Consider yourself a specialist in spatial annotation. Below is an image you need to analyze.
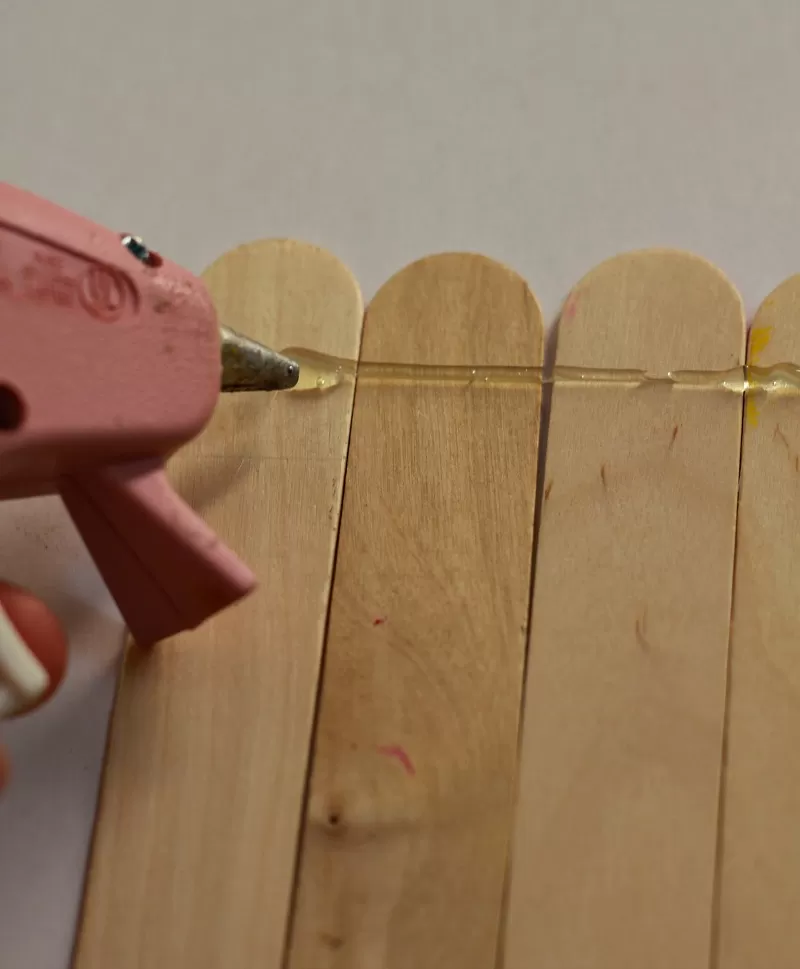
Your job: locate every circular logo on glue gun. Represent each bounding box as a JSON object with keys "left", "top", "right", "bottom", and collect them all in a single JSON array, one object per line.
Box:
[{"left": 78, "top": 264, "right": 126, "bottom": 322}]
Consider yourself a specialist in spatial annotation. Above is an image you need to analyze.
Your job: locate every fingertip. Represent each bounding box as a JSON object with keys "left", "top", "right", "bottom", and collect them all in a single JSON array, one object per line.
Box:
[{"left": 0, "top": 583, "right": 68, "bottom": 708}]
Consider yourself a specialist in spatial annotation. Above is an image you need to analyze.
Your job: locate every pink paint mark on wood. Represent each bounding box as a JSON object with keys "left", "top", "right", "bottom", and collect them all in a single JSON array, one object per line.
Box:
[
  {"left": 377, "top": 744, "right": 416, "bottom": 776},
  {"left": 563, "top": 294, "right": 579, "bottom": 321}
]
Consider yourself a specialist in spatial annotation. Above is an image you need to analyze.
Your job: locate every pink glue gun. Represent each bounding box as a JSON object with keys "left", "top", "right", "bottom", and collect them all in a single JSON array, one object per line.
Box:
[{"left": 0, "top": 182, "right": 299, "bottom": 646}]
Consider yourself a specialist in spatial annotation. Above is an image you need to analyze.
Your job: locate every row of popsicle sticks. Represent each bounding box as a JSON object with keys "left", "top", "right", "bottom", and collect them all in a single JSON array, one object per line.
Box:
[{"left": 73, "top": 242, "right": 800, "bottom": 969}]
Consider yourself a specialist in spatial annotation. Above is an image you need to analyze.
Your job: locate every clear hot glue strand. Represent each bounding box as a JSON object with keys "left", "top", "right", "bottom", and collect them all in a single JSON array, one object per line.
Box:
[{"left": 280, "top": 347, "right": 800, "bottom": 397}]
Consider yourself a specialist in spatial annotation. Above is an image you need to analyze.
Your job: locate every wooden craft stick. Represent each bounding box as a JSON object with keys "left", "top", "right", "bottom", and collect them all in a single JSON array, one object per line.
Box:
[
  {"left": 73, "top": 240, "right": 363, "bottom": 969},
  {"left": 287, "top": 254, "right": 543, "bottom": 968},
  {"left": 503, "top": 251, "right": 745, "bottom": 969},
  {"left": 715, "top": 280, "right": 800, "bottom": 969}
]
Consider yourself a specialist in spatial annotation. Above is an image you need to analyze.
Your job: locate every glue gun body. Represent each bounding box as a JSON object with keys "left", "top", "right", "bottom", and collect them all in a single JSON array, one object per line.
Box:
[{"left": 0, "top": 182, "right": 256, "bottom": 643}]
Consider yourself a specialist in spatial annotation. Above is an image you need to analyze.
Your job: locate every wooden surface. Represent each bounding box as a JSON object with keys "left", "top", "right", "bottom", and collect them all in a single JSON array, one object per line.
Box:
[
  {"left": 287, "top": 254, "right": 543, "bottom": 968},
  {"left": 503, "top": 251, "right": 746, "bottom": 969},
  {"left": 715, "top": 278, "right": 800, "bottom": 969},
  {"left": 73, "top": 240, "right": 363, "bottom": 969}
]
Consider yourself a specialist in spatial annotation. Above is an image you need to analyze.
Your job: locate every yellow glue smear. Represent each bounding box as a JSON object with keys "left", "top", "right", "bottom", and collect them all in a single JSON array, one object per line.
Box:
[{"left": 746, "top": 326, "right": 774, "bottom": 428}]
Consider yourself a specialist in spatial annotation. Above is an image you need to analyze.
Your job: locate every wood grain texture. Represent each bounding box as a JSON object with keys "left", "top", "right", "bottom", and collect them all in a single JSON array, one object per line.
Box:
[
  {"left": 73, "top": 240, "right": 363, "bottom": 969},
  {"left": 716, "top": 279, "right": 800, "bottom": 969},
  {"left": 287, "top": 254, "right": 543, "bottom": 968},
  {"left": 504, "top": 250, "right": 745, "bottom": 969}
]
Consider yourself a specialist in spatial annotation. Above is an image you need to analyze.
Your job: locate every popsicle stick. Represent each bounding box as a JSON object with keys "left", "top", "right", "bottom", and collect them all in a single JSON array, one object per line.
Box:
[
  {"left": 715, "top": 279, "right": 800, "bottom": 969},
  {"left": 504, "top": 250, "right": 745, "bottom": 969},
  {"left": 287, "top": 254, "right": 543, "bottom": 968},
  {"left": 73, "top": 240, "right": 363, "bottom": 969}
]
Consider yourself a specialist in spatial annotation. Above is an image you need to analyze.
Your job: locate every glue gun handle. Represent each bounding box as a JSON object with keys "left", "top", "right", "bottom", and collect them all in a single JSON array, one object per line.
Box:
[{"left": 60, "top": 460, "right": 256, "bottom": 645}]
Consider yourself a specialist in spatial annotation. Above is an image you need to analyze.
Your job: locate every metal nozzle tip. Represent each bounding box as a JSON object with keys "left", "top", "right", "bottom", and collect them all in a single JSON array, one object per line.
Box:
[
  {"left": 220, "top": 325, "right": 300, "bottom": 392},
  {"left": 285, "top": 360, "right": 300, "bottom": 386}
]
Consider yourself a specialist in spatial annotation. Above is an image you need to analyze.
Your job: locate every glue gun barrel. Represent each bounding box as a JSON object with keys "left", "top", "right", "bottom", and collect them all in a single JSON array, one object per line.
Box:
[{"left": 220, "top": 325, "right": 300, "bottom": 392}]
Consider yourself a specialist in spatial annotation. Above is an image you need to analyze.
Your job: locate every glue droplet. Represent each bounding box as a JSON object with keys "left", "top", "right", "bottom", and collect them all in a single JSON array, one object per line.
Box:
[{"left": 281, "top": 347, "right": 352, "bottom": 394}]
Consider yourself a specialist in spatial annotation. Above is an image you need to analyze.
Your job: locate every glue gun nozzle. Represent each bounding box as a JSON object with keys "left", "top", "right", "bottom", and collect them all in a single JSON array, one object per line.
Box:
[{"left": 220, "top": 325, "right": 300, "bottom": 392}]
